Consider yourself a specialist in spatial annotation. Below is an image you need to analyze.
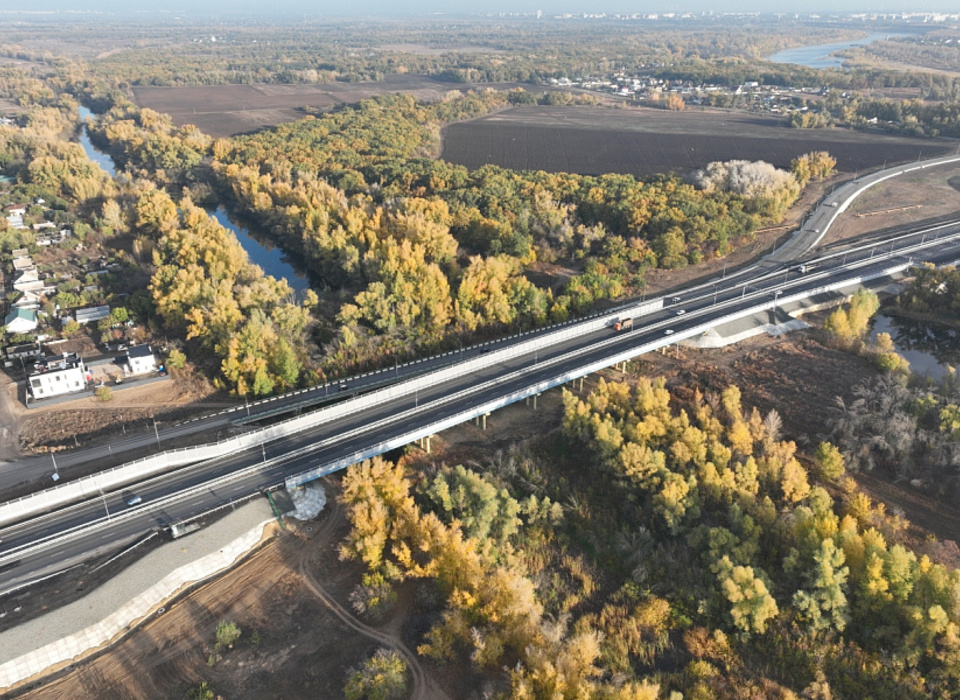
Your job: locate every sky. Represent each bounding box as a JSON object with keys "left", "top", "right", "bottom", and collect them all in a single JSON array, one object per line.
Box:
[{"left": 1, "top": 0, "right": 959, "bottom": 17}]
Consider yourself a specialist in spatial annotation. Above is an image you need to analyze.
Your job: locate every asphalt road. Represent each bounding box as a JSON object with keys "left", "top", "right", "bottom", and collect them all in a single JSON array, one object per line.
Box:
[{"left": 2, "top": 221, "right": 960, "bottom": 595}]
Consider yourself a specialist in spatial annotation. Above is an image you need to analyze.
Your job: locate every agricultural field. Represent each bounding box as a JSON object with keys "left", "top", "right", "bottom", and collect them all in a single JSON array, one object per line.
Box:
[
  {"left": 441, "top": 105, "right": 955, "bottom": 176},
  {"left": 132, "top": 76, "right": 517, "bottom": 137}
]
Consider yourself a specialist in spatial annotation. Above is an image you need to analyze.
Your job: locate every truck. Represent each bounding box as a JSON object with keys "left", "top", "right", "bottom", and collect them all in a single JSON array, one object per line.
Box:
[{"left": 613, "top": 318, "right": 633, "bottom": 332}]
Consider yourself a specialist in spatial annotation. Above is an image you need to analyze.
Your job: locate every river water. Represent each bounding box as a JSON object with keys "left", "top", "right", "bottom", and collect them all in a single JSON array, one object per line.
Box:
[
  {"left": 205, "top": 206, "right": 312, "bottom": 295},
  {"left": 77, "top": 106, "right": 117, "bottom": 177},
  {"left": 768, "top": 33, "right": 902, "bottom": 70},
  {"left": 76, "top": 106, "right": 311, "bottom": 295}
]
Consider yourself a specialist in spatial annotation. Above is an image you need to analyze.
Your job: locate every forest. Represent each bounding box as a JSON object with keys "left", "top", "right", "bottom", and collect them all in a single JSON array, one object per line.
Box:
[
  {"left": 76, "top": 86, "right": 827, "bottom": 385},
  {"left": 337, "top": 370, "right": 960, "bottom": 698}
]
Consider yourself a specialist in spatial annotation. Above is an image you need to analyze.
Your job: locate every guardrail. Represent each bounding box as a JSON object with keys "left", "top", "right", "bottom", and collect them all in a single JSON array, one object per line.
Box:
[
  {"left": 0, "top": 225, "right": 949, "bottom": 529},
  {"left": 284, "top": 258, "right": 916, "bottom": 488},
  {"left": 0, "top": 299, "right": 667, "bottom": 526},
  {"left": 0, "top": 253, "right": 945, "bottom": 567}
]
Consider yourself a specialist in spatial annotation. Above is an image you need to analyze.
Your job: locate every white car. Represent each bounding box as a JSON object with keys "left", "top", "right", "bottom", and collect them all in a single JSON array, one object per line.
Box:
[
  {"left": 676, "top": 309, "right": 686, "bottom": 316},
  {"left": 664, "top": 329, "right": 674, "bottom": 336}
]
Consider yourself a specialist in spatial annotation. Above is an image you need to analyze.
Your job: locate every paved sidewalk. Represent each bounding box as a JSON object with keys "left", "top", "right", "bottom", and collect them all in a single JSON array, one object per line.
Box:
[{"left": 0, "top": 500, "right": 275, "bottom": 692}]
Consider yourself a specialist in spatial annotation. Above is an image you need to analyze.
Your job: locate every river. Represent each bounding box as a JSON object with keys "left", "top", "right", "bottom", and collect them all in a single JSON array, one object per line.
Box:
[
  {"left": 768, "top": 33, "right": 904, "bottom": 70},
  {"left": 77, "top": 106, "right": 117, "bottom": 177},
  {"left": 76, "top": 106, "right": 311, "bottom": 295},
  {"left": 205, "top": 206, "right": 312, "bottom": 295}
]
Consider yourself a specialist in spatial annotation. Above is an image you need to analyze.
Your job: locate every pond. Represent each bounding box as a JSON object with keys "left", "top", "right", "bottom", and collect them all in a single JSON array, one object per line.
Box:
[
  {"left": 870, "top": 312, "right": 960, "bottom": 380},
  {"left": 77, "top": 106, "right": 312, "bottom": 295},
  {"left": 767, "top": 33, "right": 905, "bottom": 70}
]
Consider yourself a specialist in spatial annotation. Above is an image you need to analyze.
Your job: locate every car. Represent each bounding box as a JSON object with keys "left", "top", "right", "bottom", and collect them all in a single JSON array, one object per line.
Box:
[
  {"left": 338, "top": 383, "right": 349, "bottom": 392},
  {"left": 671, "top": 296, "right": 681, "bottom": 303},
  {"left": 676, "top": 309, "right": 686, "bottom": 316},
  {"left": 664, "top": 329, "right": 674, "bottom": 336},
  {"left": 126, "top": 495, "right": 142, "bottom": 507}
]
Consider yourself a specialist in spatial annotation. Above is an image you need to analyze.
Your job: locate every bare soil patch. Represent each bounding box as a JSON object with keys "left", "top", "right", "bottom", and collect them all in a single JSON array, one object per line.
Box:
[
  {"left": 8, "top": 484, "right": 455, "bottom": 700},
  {"left": 822, "top": 160, "right": 960, "bottom": 246},
  {"left": 441, "top": 105, "right": 952, "bottom": 178}
]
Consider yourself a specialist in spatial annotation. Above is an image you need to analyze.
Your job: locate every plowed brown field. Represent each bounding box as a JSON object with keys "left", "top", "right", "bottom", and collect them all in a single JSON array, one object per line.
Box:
[{"left": 441, "top": 105, "right": 954, "bottom": 176}]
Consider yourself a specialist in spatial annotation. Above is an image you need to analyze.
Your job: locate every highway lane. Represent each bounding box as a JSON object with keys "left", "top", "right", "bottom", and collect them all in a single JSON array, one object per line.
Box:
[
  {"left": 7, "top": 156, "right": 957, "bottom": 495},
  {"left": 2, "top": 229, "right": 960, "bottom": 593}
]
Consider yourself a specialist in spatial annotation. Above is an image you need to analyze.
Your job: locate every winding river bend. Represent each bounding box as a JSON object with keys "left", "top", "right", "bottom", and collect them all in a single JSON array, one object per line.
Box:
[{"left": 77, "top": 107, "right": 311, "bottom": 295}]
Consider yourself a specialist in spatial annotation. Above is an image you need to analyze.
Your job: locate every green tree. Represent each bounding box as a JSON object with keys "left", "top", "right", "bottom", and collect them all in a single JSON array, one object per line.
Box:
[
  {"left": 344, "top": 648, "right": 409, "bottom": 700},
  {"left": 815, "top": 442, "right": 846, "bottom": 481},
  {"left": 792, "top": 538, "right": 850, "bottom": 636},
  {"left": 717, "top": 556, "right": 779, "bottom": 635},
  {"left": 214, "top": 620, "right": 241, "bottom": 650}
]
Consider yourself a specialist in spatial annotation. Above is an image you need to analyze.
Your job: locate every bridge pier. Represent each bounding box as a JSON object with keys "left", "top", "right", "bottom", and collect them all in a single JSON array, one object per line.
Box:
[
  {"left": 579, "top": 376, "right": 584, "bottom": 392},
  {"left": 474, "top": 413, "right": 489, "bottom": 429},
  {"left": 416, "top": 435, "right": 432, "bottom": 453}
]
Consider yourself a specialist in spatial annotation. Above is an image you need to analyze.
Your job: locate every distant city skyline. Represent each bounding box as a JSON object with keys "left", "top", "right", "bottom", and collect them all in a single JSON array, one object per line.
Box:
[{"left": 1, "top": 1, "right": 960, "bottom": 19}]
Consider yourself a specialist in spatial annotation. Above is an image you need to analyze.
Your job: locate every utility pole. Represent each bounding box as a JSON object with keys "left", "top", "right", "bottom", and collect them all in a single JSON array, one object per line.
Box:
[
  {"left": 153, "top": 419, "right": 161, "bottom": 450},
  {"left": 51, "top": 454, "right": 59, "bottom": 482}
]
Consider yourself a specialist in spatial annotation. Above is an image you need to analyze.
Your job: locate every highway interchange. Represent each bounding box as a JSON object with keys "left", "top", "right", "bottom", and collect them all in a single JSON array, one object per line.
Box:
[{"left": 3, "top": 158, "right": 960, "bottom": 599}]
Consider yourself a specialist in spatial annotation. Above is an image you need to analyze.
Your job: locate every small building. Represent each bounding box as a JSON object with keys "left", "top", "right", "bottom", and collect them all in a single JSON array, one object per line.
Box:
[
  {"left": 28, "top": 353, "right": 86, "bottom": 400},
  {"left": 74, "top": 305, "right": 110, "bottom": 325},
  {"left": 12, "top": 256, "right": 34, "bottom": 272},
  {"left": 5, "top": 204, "right": 27, "bottom": 229},
  {"left": 4, "top": 308, "right": 38, "bottom": 334},
  {"left": 124, "top": 344, "right": 158, "bottom": 375},
  {"left": 13, "top": 267, "right": 39, "bottom": 291},
  {"left": 5, "top": 341, "right": 42, "bottom": 361},
  {"left": 12, "top": 289, "right": 41, "bottom": 310}
]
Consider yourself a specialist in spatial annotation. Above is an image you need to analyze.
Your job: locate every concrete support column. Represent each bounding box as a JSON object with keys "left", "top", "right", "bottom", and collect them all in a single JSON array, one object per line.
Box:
[
  {"left": 579, "top": 377, "right": 584, "bottom": 392},
  {"left": 482, "top": 413, "right": 488, "bottom": 430},
  {"left": 533, "top": 393, "right": 540, "bottom": 410}
]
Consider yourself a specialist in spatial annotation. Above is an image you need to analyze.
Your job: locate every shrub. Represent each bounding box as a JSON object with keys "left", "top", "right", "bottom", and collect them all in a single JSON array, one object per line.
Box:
[
  {"left": 344, "top": 648, "right": 408, "bottom": 700},
  {"left": 214, "top": 620, "right": 241, "bottom": 650}
]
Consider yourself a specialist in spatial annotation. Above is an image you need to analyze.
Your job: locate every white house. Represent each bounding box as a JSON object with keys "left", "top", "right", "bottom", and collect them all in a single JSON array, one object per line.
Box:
[
  {"left": 5, "top": 204, "right": 27, "bottom": 229},
  {"left": 28, "top": 353, "right": 87, "bottom": 400},
  {"left": 12, "top": 289, "right": 41, "bottom": 310},
  {"left": 4, "top": 308, "right": 37, "bottom": 334},
  {"left": 13, "top": 267, "right": 39, "bottom": 291},
  {"left": 12, "top": 256, "right": 34, "bottom": 273},
  {"left": 124, "top": 344, "right": 158, "bottom": 375}
]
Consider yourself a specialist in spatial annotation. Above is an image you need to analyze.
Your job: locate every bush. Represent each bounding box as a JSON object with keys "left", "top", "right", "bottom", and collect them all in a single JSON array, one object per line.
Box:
[
  {"left": 167, "top": 348, "right": 187, "bottom": 370},
  {"left": 344, "top": 648, "right": 408, "bottom": 700},
  {"left": 94, "top": 385, "right": 112, "bottom": 402},
  {"left": 214, "top": 620, "right": 241, "bottom": 650}
]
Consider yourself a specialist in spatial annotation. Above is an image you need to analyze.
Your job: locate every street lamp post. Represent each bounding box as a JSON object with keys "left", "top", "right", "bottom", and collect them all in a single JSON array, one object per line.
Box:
[
  {"left": 98, "top": 483, "right": 110, "bottom": 521},
  {"left": 153, "top": 419, "right": 161, "bottom": 450},
  {"left": 51, "top": 454, "right": 59, "bottom": 482}
]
